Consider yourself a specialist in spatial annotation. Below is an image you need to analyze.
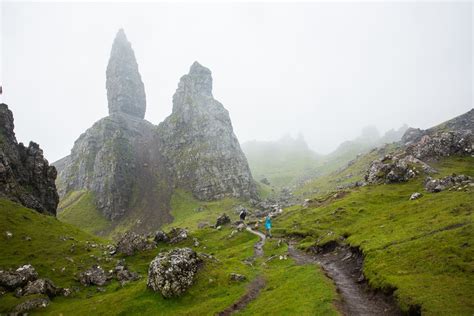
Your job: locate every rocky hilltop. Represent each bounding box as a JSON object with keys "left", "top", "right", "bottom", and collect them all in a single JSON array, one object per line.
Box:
[
  {"left": 158, "top": 62, "right": 257, "bottom": 200},
  {"left": 55, "top": 30, "right": 172, "bottom": 230},
  {"left": 366, "top": 109, "right": 473, "bottom": 184},
  {"left": 55, "top": 31, "right": 256, "bottom": 231},
  {"left": 0, "top": 104, "right": 58, "bottom": 215}
]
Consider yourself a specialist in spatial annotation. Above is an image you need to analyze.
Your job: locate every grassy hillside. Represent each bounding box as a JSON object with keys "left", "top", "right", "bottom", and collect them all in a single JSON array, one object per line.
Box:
[
  {"left": 274, "top": 156, "right": 474, "bottom": 314},
  {"left": 1, "top": 196, "right": 337, "bottom": 315}
]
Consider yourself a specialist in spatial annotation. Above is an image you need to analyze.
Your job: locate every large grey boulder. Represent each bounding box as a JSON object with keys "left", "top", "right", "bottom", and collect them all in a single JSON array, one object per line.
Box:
[
  {"left": 157, "top": 62, "right": 257, "bottom": 201},
  {"left": 0, "top": 104, "right": 58, "bottom": 215},
  {"left": 147, "top": 248, "right": 202, "bottom": 298},
  {"left": 424, "top": 174, "right": 472, "bottom": 193},
  {"left": 106, "top": 29, "right": 146, "bottom": 119}
]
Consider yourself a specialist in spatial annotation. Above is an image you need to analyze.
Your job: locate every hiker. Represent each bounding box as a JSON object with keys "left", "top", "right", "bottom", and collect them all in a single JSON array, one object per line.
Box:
[
  {"left": 239, "top": 209, "right": 247, "bottom": 222},
  {"left": 265, "top": 215, "right": 272, "bottom": 238}
]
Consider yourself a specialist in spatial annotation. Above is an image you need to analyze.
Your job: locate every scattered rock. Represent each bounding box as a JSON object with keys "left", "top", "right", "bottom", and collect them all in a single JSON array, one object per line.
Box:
[
  {"left": 12, "top": 297, "right": 50, "bottom": 314},
  {"left": 4, "top": 231, "right": 13, "bottom": 239},
  {"left": 114, "top": 263, "right": 140, "bottom": 286},
  {"left": 116, "top": 231, "right": 155, "bottom": 256},
  {"left": 260, "top": 177, "right": 270, "bottom": 185},
  {"left": 215, "top": 213, "right": 231, "bottom": 227},
  {"left": 20, "top": 278, "right": 61, "bottom": 297},
  {"left": 409, "top": 192, "right": 422, "bottom": 200},
  {"left": 154, "top": 230, "right": 169, "bottom": 244},
  {"left": 78, "top": 265, "right": 108, "bottom": 286},
  {"left": 168, "top": 228, "right": 188, "bottom": 244},
  {"left": 147, "top": 248, "right": 202, "bottom": 298},
  {"left": 424, "top": 174, "right": 472, "bottom": 193},
  {"left": 229, "top": 273, "right": 246, "bottom": 282},
  {"left": 0, "top": 264, "right": 38, "bottom": 290},
  {"left": 193, "top": 238, "right": 200, "bottom": 247}
]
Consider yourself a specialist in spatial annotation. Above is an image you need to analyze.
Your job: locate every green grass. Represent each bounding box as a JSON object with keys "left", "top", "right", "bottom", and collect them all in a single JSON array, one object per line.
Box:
[
  {"left": 164, "top": 189, "right": 244, "bottom": 230},
  {"left": 58, "top": 190, "right": 112, "bottom": 235},
  {"left": 241, "top": 238, "right": 337, "bottom": 316},
  {"left": 0, "top": 199, "right": 112, "bottom": 313},
  {"left": 275, "top": 156, "right": 474, "bottom": 315}
]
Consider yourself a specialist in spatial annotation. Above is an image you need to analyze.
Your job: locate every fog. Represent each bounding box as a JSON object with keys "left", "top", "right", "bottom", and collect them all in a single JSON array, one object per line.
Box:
[{"left": 1, "top": 1, "right": 472, "bottom": 162}]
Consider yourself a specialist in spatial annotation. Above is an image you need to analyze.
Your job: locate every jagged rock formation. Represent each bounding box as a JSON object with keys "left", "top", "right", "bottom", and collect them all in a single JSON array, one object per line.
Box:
[
  {"left": 55, "top": 32, "right": 256, "bottom": 233},
  {"left": 106, "top": 29, "right": 146, "bottom": 119},
  {"left": 55, "top": 30, "right": 172, "bottom": 231},
  {"left": 157, "top": 62, "right": 257, "bottom": 200},
  {"left": 0, "top": 104, "right": 58, "bottom": 215},
  {"left": 55, "top": 114, "right": 172, "bottom": 226}
]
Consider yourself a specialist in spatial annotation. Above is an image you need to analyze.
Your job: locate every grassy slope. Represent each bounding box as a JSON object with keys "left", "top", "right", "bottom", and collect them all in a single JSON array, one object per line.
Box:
[
  {"left": 1, "top": 193, "right": 338, "bottom": 315},
  {"left": 58, "top": 190, "right": 112, "bottom": 235},
  {"left": 275, "top": 157, "right": 474, "bottom": 315}
]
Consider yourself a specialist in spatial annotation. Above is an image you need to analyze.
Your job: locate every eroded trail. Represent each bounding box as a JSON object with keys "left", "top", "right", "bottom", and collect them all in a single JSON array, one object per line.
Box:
[
  {"left": 217, "top": 227, "right": 266, "bottom": 316},
  {"left": 288, "top": 243, "right": 402, "bottom": 316}
]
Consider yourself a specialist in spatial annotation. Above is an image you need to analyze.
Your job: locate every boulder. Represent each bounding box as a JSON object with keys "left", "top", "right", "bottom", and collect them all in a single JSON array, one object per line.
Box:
[
  {"left": 154, "top": 230, "right": 169, "bottom": 244},
  {"left": 114, "top": 263, "right": 140, "bottom": 286},
  {"left": 20, "top": 278, "right": 61, "bottom": 297},
  {"left": 365, "top": 155, "right": 435, "bottom": 184},
  {"left": 215, "top": 213, "right": 231, "bottom": 227},
  {"left": 12, "top": 297, "right": 49, "bottom": 314},
  {"left": 78, "top": 265, "right": 108, "bottom": 286},
  {"left": 116, "top": 231, "right": 155, "bottom": 256},
  {"left": 168, "top": 228, "right": 188, "bottom": 244},
  {"left": 229, "top": 273, "right": 246, "bottom": 282},
  {"left": 0, "top": 264, "right": 38, "bottom": 290},
  {"left": 147, "top": 248, "right": 202, "bottom": 298}
]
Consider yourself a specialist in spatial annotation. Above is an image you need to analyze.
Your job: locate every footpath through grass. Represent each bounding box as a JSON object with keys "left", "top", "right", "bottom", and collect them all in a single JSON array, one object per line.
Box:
[{"left": 275, "top": 157, "right": 474, "bottom": 315}]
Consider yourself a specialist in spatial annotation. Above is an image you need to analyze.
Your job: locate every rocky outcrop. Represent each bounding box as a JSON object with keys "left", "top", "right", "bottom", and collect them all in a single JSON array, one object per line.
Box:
[
  {"left": 147, "top": 248, "right": 202, "bottom": 298},
  {"left": 78, "top": 265, "right": 108, "bottom": 286},
  {"left": 115, "top": 231, "right": 155, "bottom": 256},
  {"left": 55, "top": 34, "right": 256, "bottom": 233},
  {"left": 55, "top": 30, "right": 173, "bottom": 231},
  {"left": 0, "top": 104, "right": 58, "bottom": 215},
  {"left": 366, "top": 109, "right": 473, "bottom": 185},
  {"left": 157, "top": 62, "right": 257, "bottom": 201},
  {"left": 0, "top": 264, "right": 38, "bottom": 290},
  {"left": 405, "top": 131, "right": 473, "bottom": 160},
  {"left": 424, "top": 174, "right": 472, "bottom": 193},
  {"left": 106, "top": 29, "right": 146, "bottom": 119}
]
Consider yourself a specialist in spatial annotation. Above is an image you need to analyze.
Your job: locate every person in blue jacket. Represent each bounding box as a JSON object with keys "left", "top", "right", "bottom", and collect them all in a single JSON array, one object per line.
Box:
[{"left": 265, "top": 215, "right": 272, "bottom": 238}]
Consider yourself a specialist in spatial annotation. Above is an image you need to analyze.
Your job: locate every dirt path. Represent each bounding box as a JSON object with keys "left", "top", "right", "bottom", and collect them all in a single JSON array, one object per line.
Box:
[
  {"left": 217, "top": 227, "right": 266, "bottom": 316},
  {"left": 288, "top": 243, "right": 402, "bottom": 316}
]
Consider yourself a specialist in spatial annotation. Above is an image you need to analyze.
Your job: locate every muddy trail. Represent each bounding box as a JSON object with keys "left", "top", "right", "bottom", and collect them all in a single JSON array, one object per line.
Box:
[
  {"left": 288, "top": 242, "right": 403, "bottom": 316},
  {"left": 217, "top": 228, "right": 267, "bottom": 316}
]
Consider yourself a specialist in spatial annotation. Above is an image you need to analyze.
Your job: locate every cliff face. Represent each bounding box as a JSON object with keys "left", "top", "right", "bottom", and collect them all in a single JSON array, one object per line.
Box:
[
  {"left": 158, "top": 62, "right": 257, "bottom": 200},
  {"left": 56, "top": 114, "right": 173, "bottom": 226},
  {"left": 55, "top": 30, "right": 172, "bottom": 231},
  {"left": 55, "top": 31, "right": 256, "bottom": 232},
  {"left": 0, "top": 104, "right": 58, "bottom": 215}
]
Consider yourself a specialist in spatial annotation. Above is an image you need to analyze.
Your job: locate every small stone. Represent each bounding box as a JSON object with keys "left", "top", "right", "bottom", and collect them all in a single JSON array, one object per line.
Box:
[
  {"left": 5, "top": 231, "right": 13, "bottom": 239},
  {"left": 229, "top": 273, "right": 246, "bottom": 282},
  {"left": 409, "top": 192, "right": 422, "bottom": 200},
  {"left": 78, "top": 265, "right": 107, "bottom": 286},
  {"left": 215, "top": 213, "right": 231, "bottom": 227}
]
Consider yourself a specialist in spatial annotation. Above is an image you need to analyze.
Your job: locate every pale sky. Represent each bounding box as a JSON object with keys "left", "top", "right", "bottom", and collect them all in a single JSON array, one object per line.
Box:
[{"left": 1, "top": 1, "right": 472, "bottom": 162}]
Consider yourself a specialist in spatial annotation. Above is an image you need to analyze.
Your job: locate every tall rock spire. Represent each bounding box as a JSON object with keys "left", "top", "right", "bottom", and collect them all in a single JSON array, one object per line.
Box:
[{"left": 106, "top": 29, "right": 146, "bottom": 119}]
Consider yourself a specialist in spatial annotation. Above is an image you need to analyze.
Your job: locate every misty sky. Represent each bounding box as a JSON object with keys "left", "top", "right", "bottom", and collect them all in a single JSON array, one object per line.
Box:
[{"left": 1, "top": 1, "right": 472, "bottom": 162}]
